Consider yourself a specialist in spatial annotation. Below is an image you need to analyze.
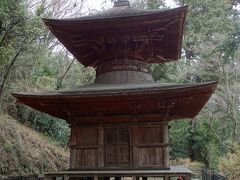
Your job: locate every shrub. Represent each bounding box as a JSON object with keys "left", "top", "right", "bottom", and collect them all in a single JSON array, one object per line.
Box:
[{"left": 218, "top": 146, "right": 240, "bottom": 179}]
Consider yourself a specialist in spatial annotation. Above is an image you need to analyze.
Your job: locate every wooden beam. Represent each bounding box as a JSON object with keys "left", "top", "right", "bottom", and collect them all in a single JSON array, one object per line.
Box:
[
  {"left": 132, "top": 143, "right": 169, "bottom": 148},
  {"left": 70, "top": 121, "right": 169, "bottom": 128},
  {"left": 69, "top": 113, "right": 169, "bottom": 121}
]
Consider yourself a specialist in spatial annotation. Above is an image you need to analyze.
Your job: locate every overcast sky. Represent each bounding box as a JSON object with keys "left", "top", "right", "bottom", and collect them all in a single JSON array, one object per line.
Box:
[{"left": 84, "top": 0, "right": 177, "bottom": 12}]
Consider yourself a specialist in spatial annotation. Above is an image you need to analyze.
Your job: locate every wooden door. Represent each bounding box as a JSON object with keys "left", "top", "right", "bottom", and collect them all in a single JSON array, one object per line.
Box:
[{"left": 105, "top": 127, "right": 131, "bottom": 167}]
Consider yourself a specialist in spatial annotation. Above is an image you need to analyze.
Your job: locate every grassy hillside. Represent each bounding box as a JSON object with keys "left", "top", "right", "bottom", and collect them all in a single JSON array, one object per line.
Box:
[{"left": 0, "top": 114, "right": 69, "bottom": 176}]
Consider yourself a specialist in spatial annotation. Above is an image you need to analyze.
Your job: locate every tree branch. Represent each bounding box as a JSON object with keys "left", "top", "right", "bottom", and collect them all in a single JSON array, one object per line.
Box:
[
  {"left": 209, "top": 115, "right": 233, "bottom": 151},
  {"left": 56, "top": 58, "right": 75, "bottom": 89}
]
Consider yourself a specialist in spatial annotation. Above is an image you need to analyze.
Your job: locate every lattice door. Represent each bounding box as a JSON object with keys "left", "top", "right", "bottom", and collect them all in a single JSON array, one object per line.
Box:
[{"left": 105, "top": 127, "right": 131, "bottom": 167}]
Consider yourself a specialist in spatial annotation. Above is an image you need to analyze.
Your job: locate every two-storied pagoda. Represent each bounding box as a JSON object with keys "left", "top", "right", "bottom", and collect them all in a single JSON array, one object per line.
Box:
[{"left": 13, "top": 1, "right": 217, "bottom": 179}]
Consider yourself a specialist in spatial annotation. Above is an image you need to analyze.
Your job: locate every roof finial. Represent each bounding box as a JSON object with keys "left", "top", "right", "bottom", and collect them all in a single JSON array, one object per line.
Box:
[{"left": 114, "top": 0, "right": 130, "bottom": 7}]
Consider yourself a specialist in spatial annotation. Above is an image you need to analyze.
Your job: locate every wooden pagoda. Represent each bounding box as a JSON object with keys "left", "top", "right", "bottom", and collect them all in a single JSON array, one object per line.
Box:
[{"left": 13, "top": 1, "right": 217, "bottom": 180}]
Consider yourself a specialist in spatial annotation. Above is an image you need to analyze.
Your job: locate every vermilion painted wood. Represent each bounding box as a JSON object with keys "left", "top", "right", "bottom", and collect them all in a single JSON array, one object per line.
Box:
[
  {"left": 43, "top": 6, "right": 188, "bottom": 67},
  {"left": 12, "top": 81, "right": 217, "bottom": 123}
]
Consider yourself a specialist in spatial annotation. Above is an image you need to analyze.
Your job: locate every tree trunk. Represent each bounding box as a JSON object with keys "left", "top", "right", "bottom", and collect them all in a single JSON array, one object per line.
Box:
[
  {"left": 188, "top": 120, "right": 196, "bottom": 161},
  {"left": 0, "top": 49, "right": 21, "bottom": 106}
]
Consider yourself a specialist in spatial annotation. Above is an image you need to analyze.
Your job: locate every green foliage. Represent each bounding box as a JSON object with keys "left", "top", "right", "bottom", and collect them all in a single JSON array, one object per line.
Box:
[
  {"left": 150, "top": 63, "right": 180, "bottom": 83},
  {"left": 170, "top": 119, "right": 226, "bottom": 170},
  {"left": 147, "top": 0, "right": 166, "bottom": 9},
  {"left": 0, "top": 0, "right": 95, "bottom": 147},
  {"left": 219, "top": 145, "right": 240, "bottom": 179},
  {"left": 0, "top": 0, "right": 44, "bottom": 110},
  {"left": 188, "top": 120, "right": 224, "bottom": 169},
  {"left": 16, "top": 105, "right": 70, "bottom": 146},
  {"left": 151, "top": 0, "right": 240, "bottom": 172},
  {"left": 215, "top": 24, "right": 240, "bottom": 61},
  {"left": 170, "top": 120, "right": 190, "bottom": 159}
]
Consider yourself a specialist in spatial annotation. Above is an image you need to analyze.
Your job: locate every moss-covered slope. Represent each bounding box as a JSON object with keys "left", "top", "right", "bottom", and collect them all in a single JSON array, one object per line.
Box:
[{"left": 0, "top": 115, "right": 69, "bottom": 176}]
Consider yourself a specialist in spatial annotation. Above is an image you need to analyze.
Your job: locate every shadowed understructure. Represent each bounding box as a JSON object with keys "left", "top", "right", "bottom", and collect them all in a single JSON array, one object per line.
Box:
[{"left": 13, "top": 0, "right": 217, "bottom": 180}]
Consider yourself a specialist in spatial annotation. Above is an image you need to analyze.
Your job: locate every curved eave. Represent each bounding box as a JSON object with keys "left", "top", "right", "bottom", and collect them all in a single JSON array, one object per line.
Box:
[
  {"left": 12, "top": 81, "right": 216, "bottom": 98},
  {"left": 42, "top": 6, "right": 188, "bottom": 67},
  {"left": 12, "top": 81, "right": 217, "bottom": 123},
  {"left": 42, "top": 6, "right": 188, "bottom": 24}
]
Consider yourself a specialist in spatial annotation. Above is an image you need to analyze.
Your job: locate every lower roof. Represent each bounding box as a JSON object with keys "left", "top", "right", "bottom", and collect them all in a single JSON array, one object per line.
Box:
[
  {"left": 12, "top": 81, "right": 217, "bottom": 123},
  {"left": 13, "top": 81, "right": 216, "bottom": 97}
]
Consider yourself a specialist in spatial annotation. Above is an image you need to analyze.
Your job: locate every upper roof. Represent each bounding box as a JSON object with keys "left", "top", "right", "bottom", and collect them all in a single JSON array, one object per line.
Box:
[
  {"left": 43, "top": 4, "right": 188, "bottom": 67},
  {"left": 43, "top": 4, "right": 187, "bottom": 22}
]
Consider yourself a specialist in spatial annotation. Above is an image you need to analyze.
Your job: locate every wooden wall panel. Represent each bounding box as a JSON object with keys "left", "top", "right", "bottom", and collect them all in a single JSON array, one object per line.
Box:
[
  {"left": 84, "top": 149, "right": 98, "bottom": 167},
  {"left": 70, "top": 128, "right": 98, "bottom": 146},
  {"left": 76, "top": 128, "right": 98, "bottom": 146},
  {"left": 69, "top": 148, "right": 75, "bottom": 169},
  {"left": 98, "top": 127, "right": 104, "bottom": 167},
  {"left": 70, "top": 124, "right": 168, "bottom": 169},
  {"left": 75, "top": 149, "right": 84, "bottom": 167},
  {"left": 118, "top": 144, "right": 130, "bottom": 165},
  {"left": 132, "top": 126, "right": 165, "bottom": 168},
  {"left": 138, "top": 147, "right": 163, "bottom": 166},
  {"left": 132, "top": 126, "right": 139, "bottom": 167},
  {"left": 138, "top": 127, "right": 163, "bottom": 144},
  {"left": 70, "top": 127, "right": 99, "bottom": 168},
  {"left": 74, "top": 149, "right": 98, "bottom": 167}
]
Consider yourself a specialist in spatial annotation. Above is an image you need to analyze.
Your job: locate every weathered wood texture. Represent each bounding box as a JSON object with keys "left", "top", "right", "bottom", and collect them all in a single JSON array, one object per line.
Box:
[{"left": 70, "top": 124, "right": 169, "bottom": 169}]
